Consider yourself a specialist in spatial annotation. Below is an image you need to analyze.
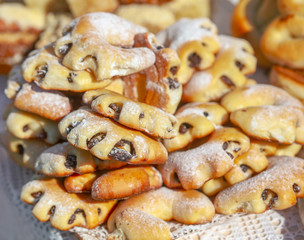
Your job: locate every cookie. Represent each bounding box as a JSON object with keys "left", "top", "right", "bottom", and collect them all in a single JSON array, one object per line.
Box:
[
  {"left": 158, "top": 127, "right": 250, "bottom": 190},
  {"left": 221, "top": 84, "right": 304, "bottom": 144},
  {"left": 224, "top": 146, "right": 268, "bottom": 185},
  {"left": 36, "top": 142, "right": 129, "bottom": 177},
  {"left": 157, "top": 18, "right": 220, "bottom": 84},
  {"left": 66, "top": 0, "right": 119, "bottom": 18},
  {"left": 54, "top": 13, "right": 155, "bottom": 80},
  {"left": 215, "top": 156, "right": 304, "bottom": 214},
  {"left": 7, "top": 133, "right": 51, "bottom": 170},
  {"left": 107, "top": 187, "right": 215, "bottom": 240},
  {"left": 270, "top": 65, "right": 304, "bottom": 103},
  {"left": 24, "top": 0, "right": 70, "bottom": 12},
  {"left": 6, "top": 108, "right": 61, "bottom": 144},
  {"left": 163, "top": 102, "right": 228, "bottom": 152},
  {"left": 22, "top": 44, "right": 112, "bottom": 92},
  {"left": 35, "top": 13, "right": 73, "bottom": 49},
  {"left": 64, "top": 172, "right": 102, "bottom": 193},
  {"left": 35, "top": 142, "right": 96, "bottom": 177},
  {"left": 83, "top": 89, "right": 178, "bottom": 139},
  {"left": 0, "top": 3, "right": 45, "bottom": 74},
  {"left": 261, "top": 14, "right": 304, "bottom": 69},
  {"left": 21, "top": 178, "right": 117, "bottom": 230},
  {"left": 14, "top": 83, "right": 73, "bottom": 121},
  {"left": 116, "top": 4, "right": 175, "bottom": 33},
  {"left": 58, "top": 108, "right": 168, "bottom": 164},
  {"left": 119, "top": 0, "right": 172, "bottom": 4},
  {"left": 92, "top": 166, "right": 162, "bottom": 200},
  {"left": 183, "top": 35, "right": 256, "bottom": 103}
]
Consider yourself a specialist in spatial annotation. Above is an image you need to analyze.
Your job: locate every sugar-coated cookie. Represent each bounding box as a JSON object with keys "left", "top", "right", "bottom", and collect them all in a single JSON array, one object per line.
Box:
[
  {"left": 158, "top": 127, "right": 250, "bottom": 189},
  {"left": 221, "top": 84, "right": 304, "bottom": 144},
  {"left": 84, "top": 89, "right": 178, "bottom": 139},
  {"left": 6, "top": 108, "right": 61, "bottom": 144},
  {"left": 107, "top": 187, "right": 215, "bottom": 240},
  {"left": 58, "top": 108, "right": 168, "bottom": 164},
  {"left": 22, "top": 45, "right": 112, "bottom": 92},
  {"left": 54, "top": 13, "right": 155, "bottom": 80},
  {"left": 215, "top": 156, "right": 304, "bottom": 214},
  {"left": 21, "top": 178, "right": 117, "bottom": 230},
  {"left": 157, "top": 18, "right": 220, "bottom": 84},
  {"left": 183, "top": 35, "right": 256, "bottom": 103},
  {"left": 163, "top": 102, "right": 228, "bottom": 152}
]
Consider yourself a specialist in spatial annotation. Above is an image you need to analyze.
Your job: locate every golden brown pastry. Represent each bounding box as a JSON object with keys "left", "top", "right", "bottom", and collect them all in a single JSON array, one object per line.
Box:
[
  {"left": 21, "top": 178, "right": 117, "bottom": 230},
  {"left": 215, "top": 156, "right": 304, "bottom": 214},
  {"left": 92, "top": 166, "right": 162, "bottom": 200},
  {"left": 107, "top": 187, "right": 215, "bottom": 240},
  {"left": 58, "top": 108, "right": 168, "bottom": 164},
  {"left": 83, "top": 89, "right": 178, "bottom": 139},
  {"left": 158, "top": 127, "right": 250, "bottom": 190}
]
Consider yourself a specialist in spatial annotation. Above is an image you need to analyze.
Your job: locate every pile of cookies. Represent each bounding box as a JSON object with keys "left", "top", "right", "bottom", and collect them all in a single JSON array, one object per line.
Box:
[
  {"left": 232, "top": 0, "right": 304, "bottom": 103},
  {"left": 0, "top": 0, "right": 210, "bottom": 74},
  {"left": 4, "top": 12, "right": 304, "bottom": 240}
]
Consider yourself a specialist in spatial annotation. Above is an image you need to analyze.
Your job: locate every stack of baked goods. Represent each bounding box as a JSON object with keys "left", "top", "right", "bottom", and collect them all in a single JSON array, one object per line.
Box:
[
  {"left": 232, "top": 0, "right": 304, "bottom": 104},
  {"left": 4, "top": 12, "right": 304, "bottom": 240}
]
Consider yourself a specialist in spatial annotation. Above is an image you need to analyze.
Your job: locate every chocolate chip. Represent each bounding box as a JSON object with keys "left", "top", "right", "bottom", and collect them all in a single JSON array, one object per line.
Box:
[
  {"left": 49, "top": 206, "right": 56, "bottom": 216},
  {"left": 200, "top": 26, "right": 211, "bottom": 31},
  {"left": 17, "top": 144, "right": 24, "bottom": 155},
  {"left": 36, "top": 65, "right": 48, "bottom": 80},
  {"left": 173, "top": 172, "right": 181, "bottom": 183},
  {"left": 156, "top": 45, "right": 164, "bottom": 50},
  {"left": 261, "top": 189, "right": 278, "bottom": 209},
  {"left": 68, "top": 208, "right": 85, "bottom": 224},
  {"left": 179, "top": 123, "right": 192, "bottom": 134},
  {"left": 65, "top": 154, "right": 77, "bottom": 169},
  {"left": 58, "top": 43, "right": 72, "bottom": 56},
  {"left": 226, "top": 152, "right": 234, "bottom": 159},
  {"left": 38, "top": 130, "right": 47, "bottom": 139},
  {"left": 201, "top": 42, "right": 208, "bottom": 47},
  {"left": 203, "top": 111, "right": 209, "bottom": 117},
  {"left": 222, "top": 142, "right": 228, "bottom": 150},
  {"left": 31, "top": 191, "right": 43, "bottom": 199},
  {"left": 261, "top": 189, "right": 268, "bottom": 200},
  {"left": 293, "top": 183, "right": 301, "bottom": 193},
  {"left": 109, "top": 103, "right": 122, "bottom": 121},
  {"left": 240, "top": 164, "right": 249, "bottom": 173},
  {"left": 67, "top": 72, "right": 77, "bottom": 83},
  {"left": 108, "top": 140, "right": 135, "bottom": 162},
  {"left": 66, "top": 121, "right": 82, "bottom": 134},
  {"left": 97, "top": 208, "right": 101, "bottom": 215},
  {"left": 87, "top": 132, "right": 106, "bottom": 149},
  {"left": 23, "top": 125, "right": 29, "bottom": 132},
  {"left": 188, "top": 53, "right": 201, "bottom": 68},
  {"left": 139, "top": 112, "right": 145, "bottom": 119},
  {"left": 170, "top": 66, "right": 178, "bottom": 75},
  {"left": 235, "top": 60, "right": 245, "bottom": 71},
  {"left": 268, "top": 195, "right": 278, "bottom": 209},
  {"left": 242, "top": 47, "right": 248, "bottom": 53},
  {"left": 168, "top": 77, "right": 180, "bottom": 90},
  {"left": 220, "top": 75, "right": 235, "bottom": 87}
]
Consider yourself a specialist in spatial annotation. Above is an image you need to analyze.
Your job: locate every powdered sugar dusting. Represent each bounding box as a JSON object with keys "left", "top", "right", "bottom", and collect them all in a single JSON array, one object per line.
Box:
[
  {"left": 157, "top": 18, "right": 219, "bottom": 50},
  {"left": 15, "top": 83, "right": 72, "bottom": 120},
  {"left": 183, "top": 71, "right": 212, "bottom": 96}
]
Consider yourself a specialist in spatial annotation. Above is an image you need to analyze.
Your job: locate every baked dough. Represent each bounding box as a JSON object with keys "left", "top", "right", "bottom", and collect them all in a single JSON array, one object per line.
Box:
[
  {"left": 58, "top": 108, "right": 168, "bottom": 164},
  {"left": 158, "top": 127, "right": 250, "bottom": 189},
  {"left": 83, "top": 89, "right": 178, "bottom": 139},
  {"left": 215, "top": 156, "right": 304, "bottom": 214},
  {"left": 21, "top": 178, "right": 117, "bottom": 230},
  {"left": 107, "top": 187, "right": 215, "bottom": 240}
]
